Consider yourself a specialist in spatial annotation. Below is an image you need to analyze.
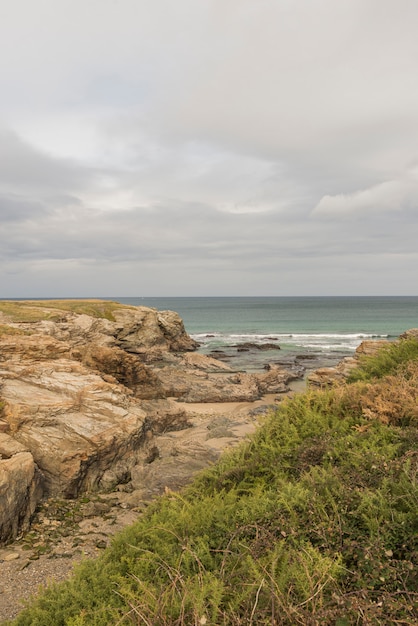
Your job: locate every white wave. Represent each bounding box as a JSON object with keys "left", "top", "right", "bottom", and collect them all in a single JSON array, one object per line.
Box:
[
  {"left": 192, "top": 331, "right": 389, "bottom": 353},
  {"left": 192, "top": 332, "right": 224, "bottom": 339}
]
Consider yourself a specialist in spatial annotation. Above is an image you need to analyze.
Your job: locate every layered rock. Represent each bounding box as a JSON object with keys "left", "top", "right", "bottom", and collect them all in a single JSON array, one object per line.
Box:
[
  {"left": 27, "top": 307, "right": 198, "bottom": 357},
  {"left": 0, "top": 349, "right": 148, "bottom": 498},
  {"left": 0, "top": 434, "right": 43, "bottom": 544},
  {"left": 0, "top": 300, "right": 299, "bottom": 544},
  {"left": 156, "top": 359, "right": 294, "bottom": 402},
  {"left": 307, "top": 356, "right": 358, "bottom": 388},
  {"left": 80, "top": 345, "right": 165, "bottom": 399}
]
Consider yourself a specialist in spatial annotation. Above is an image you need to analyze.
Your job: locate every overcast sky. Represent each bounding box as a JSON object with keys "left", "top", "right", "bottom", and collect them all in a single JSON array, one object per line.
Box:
[{"left": 1, "top": 0, "right": 417, "bottom": 297}]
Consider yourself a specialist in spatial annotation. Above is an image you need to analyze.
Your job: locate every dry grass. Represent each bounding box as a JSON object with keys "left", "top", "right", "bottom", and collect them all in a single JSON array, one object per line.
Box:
[
  {"left": 0, "top": 300, "right": 137, "bottom": 323},
  {"left": 340, "top": 360, "right": 418, "bottom": 426},
  {"left": 0, "top": 324, "right": 29, "bottom": 336}
]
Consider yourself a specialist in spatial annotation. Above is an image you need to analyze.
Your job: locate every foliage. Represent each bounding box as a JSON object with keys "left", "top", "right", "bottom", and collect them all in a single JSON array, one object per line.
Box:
[
  {"left": 6, "top": 341, "right": 418, "bottom": 625},
  {"left": 339, "top": 360, "right": 418, "bottom": 426},
  {"left": 0, "top": 300, "right": 137, "bottom": 323},
  {"left": 348, "top": 337, "right": 418, "bottom": 382}
]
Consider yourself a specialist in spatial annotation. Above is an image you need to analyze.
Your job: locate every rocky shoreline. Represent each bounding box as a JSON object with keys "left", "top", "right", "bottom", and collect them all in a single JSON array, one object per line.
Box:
[{"left": 0, "top": 300, "right": 388, "bottom": 621}]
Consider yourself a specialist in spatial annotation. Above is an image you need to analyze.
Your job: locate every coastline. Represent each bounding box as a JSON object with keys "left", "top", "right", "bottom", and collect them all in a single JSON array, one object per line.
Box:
[{"left": 1, "top": 298, "right": 403, "bottom": 622}]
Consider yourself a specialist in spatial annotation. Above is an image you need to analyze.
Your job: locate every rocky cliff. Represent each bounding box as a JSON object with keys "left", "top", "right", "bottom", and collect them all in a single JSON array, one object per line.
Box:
[{"left": 0, "top": 300, "right": 296, "bottom": 544}]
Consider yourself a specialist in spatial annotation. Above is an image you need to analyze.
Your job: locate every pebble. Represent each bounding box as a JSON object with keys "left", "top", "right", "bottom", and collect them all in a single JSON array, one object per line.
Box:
[{"left": 2, "top": 552, "right": 20, "bottom": 561}]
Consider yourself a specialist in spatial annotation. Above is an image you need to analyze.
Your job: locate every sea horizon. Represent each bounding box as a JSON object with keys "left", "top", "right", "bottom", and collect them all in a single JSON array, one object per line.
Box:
[
  {"left": 3, "top": 295, "right": 417, "bottom": 372},
  {"left": 115, "top": 295, "right": 418, "bottom": 372}
]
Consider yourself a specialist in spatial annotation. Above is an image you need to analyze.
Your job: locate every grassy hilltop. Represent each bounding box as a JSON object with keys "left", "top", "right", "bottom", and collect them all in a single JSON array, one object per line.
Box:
[
  {"left": 6, "top": 338, "right": 418, "bottom": 625},
  {"left": 0, "top": 299, "right": 137, "bottom": 323}
]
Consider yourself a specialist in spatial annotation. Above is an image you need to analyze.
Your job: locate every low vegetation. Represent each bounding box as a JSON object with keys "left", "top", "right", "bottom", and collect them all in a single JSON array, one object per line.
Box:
[
  {"left": 0, "top": 300, "right": 136, "bottom": 323},
  {"left": 6, "top": 338, "right": 418, "bottom": 625}
]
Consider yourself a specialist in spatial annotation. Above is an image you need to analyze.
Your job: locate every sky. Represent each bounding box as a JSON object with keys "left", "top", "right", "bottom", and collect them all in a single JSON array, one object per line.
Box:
[{"left": 1, "top": 0, "right": 417, "bottom": 297}]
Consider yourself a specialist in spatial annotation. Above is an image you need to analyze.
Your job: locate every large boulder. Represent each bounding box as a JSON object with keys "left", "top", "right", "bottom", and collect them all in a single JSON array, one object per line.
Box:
[
  {"left": 0, "top": 356, "right": 148, "bottom": 498},
  {"left": 0, "top": 434, "right": 43, "bottom": 544},
  {"left": 307, "top": 357, "right": 358, "bottom": 388},
  {"left": 111, "top": 307, "right": 198, "bottom": 357},
  {"left": 255, "top": 364, "right": 294, "bottom": 394}
]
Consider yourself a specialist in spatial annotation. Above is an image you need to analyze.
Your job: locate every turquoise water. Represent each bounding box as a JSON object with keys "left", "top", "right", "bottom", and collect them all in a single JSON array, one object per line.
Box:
[{"left": 115, "top": 296, "right": 418, "bottom": 370}]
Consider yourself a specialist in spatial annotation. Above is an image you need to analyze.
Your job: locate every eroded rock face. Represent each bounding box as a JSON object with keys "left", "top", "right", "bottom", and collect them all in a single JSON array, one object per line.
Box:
[
  {"left": 80, "top": 345, "right": 165, "bottom": 399},
  {"left": 109, "top": 307, "right": 198, "bottom": 357},
  {"left": 7, "top": 306, "right": 198, "bottom": 357},
  {"left": 0, "top": 304, "right": 199, "bottom": 519},
  {"left": 0, "top": 434, "right": 43, "bottom": 543},
  {"left": 1, "top": 359, "right": 148, "bottom": 498}
]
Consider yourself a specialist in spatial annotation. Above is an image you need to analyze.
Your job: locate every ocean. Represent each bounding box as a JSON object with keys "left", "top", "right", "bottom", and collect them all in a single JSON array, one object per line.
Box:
[{"left": 115, "top": 296, "right": 418, "bottom": 373}]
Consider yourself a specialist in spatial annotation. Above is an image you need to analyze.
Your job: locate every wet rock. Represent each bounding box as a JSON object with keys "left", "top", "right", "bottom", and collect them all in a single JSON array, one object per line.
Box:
[{"left": 233, "top": 342, "right": 280, "bottom": 351}]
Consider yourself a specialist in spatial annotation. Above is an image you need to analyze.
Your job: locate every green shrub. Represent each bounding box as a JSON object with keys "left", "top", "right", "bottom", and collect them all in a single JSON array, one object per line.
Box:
[{"left": 348, "top": 337, "right": 418, "bottom": 382}]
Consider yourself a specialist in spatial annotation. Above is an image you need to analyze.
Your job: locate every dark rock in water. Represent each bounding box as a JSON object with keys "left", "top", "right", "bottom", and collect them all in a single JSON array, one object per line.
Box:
[
  {"left": 233, "top": 342, "right": 280, "bottom": 351},
  {"left": 296, "top": 354, "right": 317, "bottom": 360},
  {"left": 209, "top": 350, "right": 229, "bottom": 359}
]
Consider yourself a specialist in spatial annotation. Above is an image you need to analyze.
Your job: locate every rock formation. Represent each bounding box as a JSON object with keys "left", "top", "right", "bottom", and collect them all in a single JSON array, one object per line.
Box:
[
  {"left": 0, "top": 434, "right": 43, "bottom": 541},
  {"left": 0, "top": 301, "right": 297, "bottom": 544}
]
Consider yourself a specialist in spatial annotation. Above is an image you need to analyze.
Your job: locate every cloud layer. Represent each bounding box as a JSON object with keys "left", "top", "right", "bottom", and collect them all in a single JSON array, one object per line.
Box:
[{"left": 1, "top": 0, "right": 418, "bottom": 296}]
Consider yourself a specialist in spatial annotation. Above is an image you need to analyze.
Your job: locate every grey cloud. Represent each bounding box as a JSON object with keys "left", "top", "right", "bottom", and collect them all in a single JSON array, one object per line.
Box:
[
  {"left": 313, "top": 179, "right": 418, "bottom": 218},
  {"left": 0, "top": 129, "right": 94, "bottom": 192},
  {"left": 0, "top": 194, "right": 47, "bottom": 223},
  {"left": 1, "top": 1, "right": 418, "bottom": 296}
]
